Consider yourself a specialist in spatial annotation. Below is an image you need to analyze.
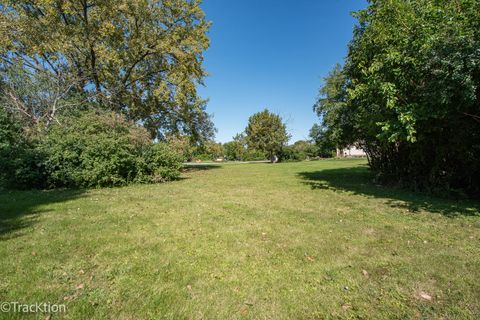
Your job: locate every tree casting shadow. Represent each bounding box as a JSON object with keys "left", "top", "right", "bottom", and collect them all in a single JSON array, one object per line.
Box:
[
  {"left": 298, "top": 166, "right": 480, "bottom": 217},
  {"left": 0, "top": 189, "right": 85, "bottom": 241}
]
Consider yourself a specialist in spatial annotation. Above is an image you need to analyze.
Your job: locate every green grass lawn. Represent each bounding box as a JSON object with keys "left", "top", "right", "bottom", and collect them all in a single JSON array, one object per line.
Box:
[{"left": 1, "top": 159, "right": 479, "bottom": 319}]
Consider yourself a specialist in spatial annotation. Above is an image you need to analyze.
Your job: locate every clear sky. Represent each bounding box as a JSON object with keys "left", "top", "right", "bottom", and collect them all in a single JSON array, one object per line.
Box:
[{"left": 198, "top": 0, "right": 367, "bottom": 143}]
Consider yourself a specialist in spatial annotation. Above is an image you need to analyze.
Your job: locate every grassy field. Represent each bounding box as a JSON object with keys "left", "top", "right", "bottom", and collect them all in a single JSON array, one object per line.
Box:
[{"left": 1, "top": 159, "right": 479, "bottom": 319}]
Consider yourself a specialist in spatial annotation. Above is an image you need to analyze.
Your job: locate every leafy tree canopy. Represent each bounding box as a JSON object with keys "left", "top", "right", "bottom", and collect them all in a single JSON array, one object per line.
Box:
[
  {"left": 0, "top": 0, "right": 214, "bottom": 140},
  {"left": 315, "top": 0, "right": 480, "bottom": 196},
  {"left": 245, "top": 109, "right": 290, "bottom": 161},
  {"left": 309, "top": 124, "right": 335, "bottom": 158}
]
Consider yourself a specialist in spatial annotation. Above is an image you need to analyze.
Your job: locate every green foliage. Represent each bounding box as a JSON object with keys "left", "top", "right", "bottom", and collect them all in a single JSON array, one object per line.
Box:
[
  {"left": 0, "top": 61, "right": 89, "bottom": 130},
  {"left": 245, "top": 109, "right": 290, "bottom": 161},
  {"left": 138, "top": 143, "right": 183, "bottom": 183},
  {"left": 36, "top": 111, "right": 147, "bottom": 188},
  {"left": 316, "top": 0, "right": 480, "bottom": 196},
  {"left": 0, "top": 108, "right": 23, "bottom": 180},
  {"left": 0, "top": 108, "right": 44, "bottom": 188},
  {"left": 313, "top": 64, "right": 350, "bottom": 148},
  {"left": 311, "top": 64, "right": 350, "bottom": 158},
  {"left": 223, "top": 142, "right": 241, "bottom": 161},
  {"left": 164, "top": 135, "right": 200, "bottom": 162},
  {"left": 223, "top": 134, "right": 246, "bottom": 161},
  {"left": 0, "top": 110, "right": 182, "bottom": 189},
  {"left": 281, "top": 140, "right": 318, "bottom": 162},
  {"left": 0, "top": 0, "right": 214, "bottom": 141},
  {"left": 242, "top": 149, "right": 267, "bottom": 161},
  {"left": 309, "top": 124, "right": 335, "bottom": 158},
  {"left": 40, "top": 111, "right": 182, "bottom": 188},
  {"left": 191, "top": 141, "right": 224, "bottom": 161}
]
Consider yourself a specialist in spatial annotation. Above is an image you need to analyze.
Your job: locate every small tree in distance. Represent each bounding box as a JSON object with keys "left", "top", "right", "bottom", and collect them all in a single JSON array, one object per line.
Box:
[
  {"left": 224, "top": 134, "right": 247, "bottom": 161},
  {"left": 309, "top": 124, "right": 335, "bottom": 158},
  {"left": 245, "top": 109, "right": 290, "bottom": 163}
]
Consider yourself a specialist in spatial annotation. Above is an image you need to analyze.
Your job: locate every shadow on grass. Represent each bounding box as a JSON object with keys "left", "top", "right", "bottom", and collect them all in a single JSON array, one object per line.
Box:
[
  {"left": 0, "top": 189, "right": 85, "bottom": 240},
  {"left": 181, "top": 163, "right": 222, "bottom": 173},
  {"left": 298, "top": 166, "right": 480, "bottom": 217}
]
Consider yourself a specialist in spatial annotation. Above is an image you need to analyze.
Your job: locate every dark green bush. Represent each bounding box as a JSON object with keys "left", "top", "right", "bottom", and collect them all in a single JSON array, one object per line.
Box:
[
  {"left": 0, "top": 108, "right": 23, "bottom": 186},
  {"left": 280, "top": 141, "right": 319, "bottom": 162},
  {"left": 40, "top": 111, "right": 182, "bottom": 188},
  {"left": 137, "top": 143, "right": 182, "bottom": 183},
  {"left": 0, "top": 108, "right": 45, "bottom": 188},
  {"left": 281, "top": 146, "right": 306, "bottom": 162},
  {"left": 191, "top": 153, "right": 214, "bottom": 161},
  {"left": 1, "top": 110, "right": 182, "bottom": 189},
  {"left": 37, "top": 111, "right": 145, "bottom": 187}
]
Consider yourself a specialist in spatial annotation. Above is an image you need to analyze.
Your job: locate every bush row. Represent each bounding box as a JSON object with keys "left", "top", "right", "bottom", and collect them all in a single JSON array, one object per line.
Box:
[{"left": 0, "top": 110, "right": 182, "bottom": 189}]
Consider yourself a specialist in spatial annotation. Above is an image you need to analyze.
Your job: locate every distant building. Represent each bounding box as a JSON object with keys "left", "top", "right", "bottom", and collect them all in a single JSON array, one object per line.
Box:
[{"left": 336, "top": 145, "right": 366, "bottom": 157}]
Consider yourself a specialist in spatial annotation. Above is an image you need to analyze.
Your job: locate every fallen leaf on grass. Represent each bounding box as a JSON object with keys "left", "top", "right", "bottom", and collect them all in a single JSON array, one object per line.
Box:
[
  {"left": 75, "top": 283, "right": 84, "bottom": 290},
  {"left": 417, "top": 291, "right": 432, "bottom": 301},
  {"left": 63, "top": 295, "right": 75, "bottom": 301},
  {"left": 419, "top": 292, "right": 432, "bottom": 301},
  {"left": 341, "top": 304, "right": 352, "bottom": 311},
  {"left": 240, "top": 306, "right": 249, "bottom": 316}
]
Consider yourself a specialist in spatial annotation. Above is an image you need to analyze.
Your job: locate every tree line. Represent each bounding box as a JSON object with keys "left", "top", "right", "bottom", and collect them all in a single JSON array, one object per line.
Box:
[{"left": 187, "top": 109, "right": 334, "bottom": 163}]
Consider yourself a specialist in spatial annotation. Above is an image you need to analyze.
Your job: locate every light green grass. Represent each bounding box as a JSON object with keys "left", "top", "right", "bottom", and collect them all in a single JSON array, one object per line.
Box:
[{"left": 1, "top": 159, "right": 479, "bottom": 319}]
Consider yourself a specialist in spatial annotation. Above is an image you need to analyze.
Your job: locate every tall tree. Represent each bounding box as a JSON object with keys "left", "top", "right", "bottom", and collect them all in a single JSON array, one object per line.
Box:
[
  {"left": 315, "top": 0, "right": 480, "bottom": 195},
  {"left": 0, "top": 0, "right": 213, "bottom": 140},
  {"left": 245, "top": 109, "right": 289, "bottom": 162}
]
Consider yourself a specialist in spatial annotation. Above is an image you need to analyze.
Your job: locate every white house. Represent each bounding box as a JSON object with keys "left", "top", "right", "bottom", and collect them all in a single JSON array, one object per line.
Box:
[{"left": 336, "top": 145, "right": 366, "bottom": 157}]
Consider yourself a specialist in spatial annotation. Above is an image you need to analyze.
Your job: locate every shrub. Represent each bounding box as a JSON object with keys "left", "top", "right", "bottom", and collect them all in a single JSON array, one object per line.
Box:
[
  {"left": 137, "top": 143, "right": 182, "bottom": 183},
  {"left": 1, "top": 110, "right": 183, "bottom": 189},
  {"left": 280, "top": 141, "right": 318, "bottom": 162},
  {"left": 0, "top": 108, "right": 45, "bottom": 189},
  {"left": 281, "top": 146, "right": 306, "bottom": 162},
  {"left": 36, "top": 111, "right": 147, "bottom": 187}
]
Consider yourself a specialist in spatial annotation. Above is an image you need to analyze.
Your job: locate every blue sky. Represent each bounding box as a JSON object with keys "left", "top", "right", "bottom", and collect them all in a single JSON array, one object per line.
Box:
[{"left": 198, "top": 0, "right": 367, "bottom": 143}]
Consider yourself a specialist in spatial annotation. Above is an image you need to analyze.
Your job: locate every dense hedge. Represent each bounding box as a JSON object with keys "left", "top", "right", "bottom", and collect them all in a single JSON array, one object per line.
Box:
[{"left": 0, "top": 110, "right": 182, "bottom": 189}]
